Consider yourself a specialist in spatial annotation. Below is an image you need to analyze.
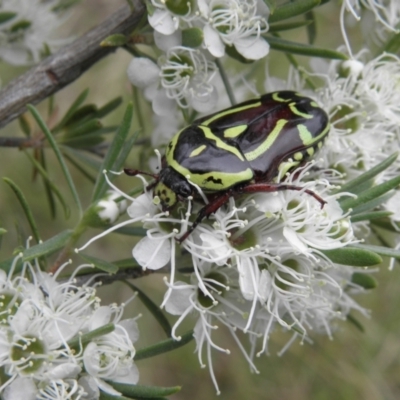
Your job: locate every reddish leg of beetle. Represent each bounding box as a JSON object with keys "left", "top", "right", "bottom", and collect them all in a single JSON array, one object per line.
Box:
[
  {"left": 124, "top": 168, "right": 159, "bottom": 179},
  {"left": 176, "top": 191, "right": 233, "bottom": 244},
  {"left": 239, "top": 183, "right": 326, "bottom": 208}
]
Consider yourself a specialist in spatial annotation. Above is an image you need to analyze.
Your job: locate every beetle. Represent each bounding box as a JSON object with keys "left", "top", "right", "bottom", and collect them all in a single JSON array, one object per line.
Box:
[{"left": 125, "top": 91, "right": 330, "bottom": 243}]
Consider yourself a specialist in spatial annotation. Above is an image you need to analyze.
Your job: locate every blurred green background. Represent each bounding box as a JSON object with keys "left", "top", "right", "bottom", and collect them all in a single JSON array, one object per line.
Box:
[{"left": 0, "top": 1, "right": 399, "bottom": 399}]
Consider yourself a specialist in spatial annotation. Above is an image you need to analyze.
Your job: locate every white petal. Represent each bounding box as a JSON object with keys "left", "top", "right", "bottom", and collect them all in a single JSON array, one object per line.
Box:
[
  {"left": 235, "top": 37, "right": 270, "bottom": 60},
  {"left": 148, "top": 9, "right": 177, "bottom": 35},
  {"left": 132, "top": 236, "right": 171, "bottom": 270},
  {"left": 89, "top": 306, "right": 112, "bottom": 330},
  {"left": 94, "top": 378, "right": 122, "bottom": 396},
  {"left": 152, "top": 91, "right": 177, "bottom": 116},
  {"left": 119, "top": 319, "right": 140, "bottom": 343},
  {"left": 83, "top": 342, "right": 100, "bottom": 376},
  {"left": 154, "top": 30, "right": 182, "bottom": 52},
  {"left": 283, "top": 227, "right": 308, "bottom": 253},
  {"left": 197, "top": 0, "right": 209, "bottom": 16},
  {"left": 203, "top": 25, "right": 225, "bottom": 58},
  {"left": 127, "top": 58, "right": 160, "bottom": 88},
  {"left": 46, "top": 363, "right": 81, "bottom": 380},
  {"left": 113, "top": 363, "right": 139, "bottom": 384},
  {"left": 127, "top": 193, "right": 156, "bottom": 219},
  {"left": 258, "top": 269, "right": 271, "bottom": 304},
  {"left": 3, "top": 378, "right": 37, "bottom": 400},
  {"left": 237, "top": 258, "right": 256, "bottom": 301},
  {"left": 191, "top": 86, "right": 218, "bottom": 113},
  {"left": 78, "top": 376, "right": 100, "bottom": 400},
  {"left": 164, "top": 282, "right": 193, "bottom": 315}
]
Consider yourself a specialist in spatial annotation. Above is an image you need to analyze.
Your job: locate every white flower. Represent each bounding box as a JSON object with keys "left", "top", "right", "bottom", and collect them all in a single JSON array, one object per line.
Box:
[
  {"left": 127, "top": 47, "right": 218, "bottom": 115},
  {"left": 199, "top": 0, "right": 269, "bottom": 59},
  {"left": 0, "top": 252, "right": 140, "bottom": 399},
  {"left": 148, "top": 0, "right": 198, "bottom": 35},
  {"left": 0, "top": 0, "right": 70, "bottom": 65},
  {"left": 163, "top": 263, "right": 256, "bottom": 394}
]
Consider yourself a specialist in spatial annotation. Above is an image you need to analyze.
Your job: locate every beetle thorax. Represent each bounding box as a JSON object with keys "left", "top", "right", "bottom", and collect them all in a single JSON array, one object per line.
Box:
[{"left": 154, "top": 167, "right": 193, "bottom": 210}]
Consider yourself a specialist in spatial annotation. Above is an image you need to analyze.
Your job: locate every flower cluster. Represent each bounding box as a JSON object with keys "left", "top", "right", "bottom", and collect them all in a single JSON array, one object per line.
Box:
[
  {"left": 0, "top": 0, "right": 72, "bottom": 66},
  {"left": 127, "top": 0, "right": 269, "bottom": 116},
  {"left": 0, "top": 253, "right": 139, "bottom": 400},
  {"left": 85, "top": 162, "right": 371, "bottom": 393}
]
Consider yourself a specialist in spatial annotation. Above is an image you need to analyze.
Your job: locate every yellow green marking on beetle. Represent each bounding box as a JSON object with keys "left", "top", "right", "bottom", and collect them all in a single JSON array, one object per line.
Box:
[
  {"left": 298, "top": 123, "right": 329, "bottom": 146},
  {"left": 189, "top": 144, "right": 207, "bottom": 158},
  {"left": 200, "top": 126, "right": 245, "bottom": 161},
  {"left": 244, "top": 119, "right": 288, "bottom": 161},
  {"left": 272, "top": 92, "right": 291, "bottom": 102},
  {"left": 201, "top": 102, "right": 261, "bottom": 126},
  {"left": 289, "top": 102, "right": 313, "bottom": 119},
  {"left": 223, "top": 124, "right": 248, "bottom": 138}
]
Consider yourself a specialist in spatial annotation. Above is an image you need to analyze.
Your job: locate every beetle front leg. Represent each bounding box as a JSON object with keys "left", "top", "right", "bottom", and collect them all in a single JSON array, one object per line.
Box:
[
  {"left": 239, "top": 183, "right": 326, "bottom": 208},
  {"left": 176, "top": 191, "right": 233, "bottom": 244}
]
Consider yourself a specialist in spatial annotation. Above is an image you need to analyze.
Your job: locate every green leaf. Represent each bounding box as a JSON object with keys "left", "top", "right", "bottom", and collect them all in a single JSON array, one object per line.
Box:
[
  {"left": 27, "top": 104, "right": 82, "bottom": 215},
  {"left": 269, "top": 0, "right": 320, "bottom": 23},
  {"left": 269, "top": 20, "right": 312, "bottom": 33},
  {"left": 135, "top": 330, "right": 194, "bottom": 361},
  {"left": 22, "top": 230, "right": 73, "bottom": 261},
  {"left": 266, "top": 35, "right": 348, "bottom": 59},
  {"left": 349, "top": 192, "right": 394, "bottom": 216},
  {"left": 3, "top": 178, "right": 41, "bottom": 243},
  {"left": 63, "top": 119, "right": 103, "bottom": 139},
  {"left": 124, "top": 282, "right": 171, "bottom": 337},
  {"left": 113, "top": 130, "right": 140, "bottom": 174},
  {"left": 145, "top": 0, "right": 156, "bottom": 16},
  {"left": 68, "top": 323, "right": 115, "bottom": 348},
  {"left": 351, "top": 272, "right": 377, "bottom": 289},
  {"left": 346, "top": 314, "right": 365, "bottom": 332},
  {"left": 92, "top": 103, "right": 134, "bottom": 202},
  {"left": 114, "top": 259, "right": 141, "bottom": 269},
  {"left": 56, "top": 88, "right": 90, "bottom": 130},
  {"left": 99, "top": 393, "right": 130, "bottom": 400},
  {"left": 305, "top": 10, "right": 316, "bottom": 44},
  {"left": 78, "top": 253, "right": 119, "bottom": 274},
  {"left": 40, "top": 149, "right": 57, "bottom": 219},
  {"left": 62, "top": 104, "right": 98, "bottom": 129},
  {"left": 182, "top": 27, "right": 204, "bottom": 48},
  {"left": 0, "top": 228, "right": 6, "bottom": 236},
  {"left": 62, "top": 152, "right": 97, "bottom": 183},
  {"left": 371, "top": 218, "right": 399, "bottom": 232},
  {"left": 334, "top": 152, "right": 398, "bottom": 194},
  {"left": 10, "top": 20, "right": 31, "bottom": 32},
  {"left": 61, "top": 146, "right": 102, "bottom": 171},
  {"left": 107, "top": 382, "right": 181, "bottom": 398},
  {"left": 95, "top": 97, "right": 123, "bottom": 119},
  {"left": 352, "top": 243, "right": 400, "bottom": 261},
  {"left": 339, "top": 175, "right": 400, "bottom": 212},
  {"left": 320, "top": 247, "right": 382, "bottom": 266},
  {"left": 18, "top": 115, "right": 31, "bottom": 136},
  {"left": 0, "top": 11, "right": 17, "bottom": 24},
  {"left": 350, "top": 210, "right": 393, "bottom": 222},
  {"left": 114, "top": 226, "right": 147, "bottom": 236},
  {"left": 101, "top": 34, "right": 128, "bottom": 47},
  {"left": 23, "top": 150, "right": 70, "bottom": 219},
  {"left": 382, "top": 31, "right": 400, "bottom": 55},
  {"left": 263, "top": 0, "right": 276, "bottom": 13}
]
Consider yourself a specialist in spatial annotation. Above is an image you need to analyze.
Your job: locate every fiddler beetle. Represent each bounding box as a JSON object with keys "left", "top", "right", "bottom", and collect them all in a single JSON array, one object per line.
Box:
[{"left": 125, "top": 91, "right": 330, "bottom": 243}]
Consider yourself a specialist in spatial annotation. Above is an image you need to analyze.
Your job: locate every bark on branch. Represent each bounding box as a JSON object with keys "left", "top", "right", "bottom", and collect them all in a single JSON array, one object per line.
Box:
[{"left": 0, "top": 1, "right": 145, "bottom": 129}]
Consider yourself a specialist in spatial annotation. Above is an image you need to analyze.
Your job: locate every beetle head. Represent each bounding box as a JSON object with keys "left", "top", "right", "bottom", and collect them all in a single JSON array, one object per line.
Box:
[{"left": 154, "top": 167, "right": 192, "bottom": 211}]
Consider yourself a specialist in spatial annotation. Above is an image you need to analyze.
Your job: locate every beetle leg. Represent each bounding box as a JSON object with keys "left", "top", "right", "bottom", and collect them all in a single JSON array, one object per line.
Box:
[
  {"left": 176, "top": 190, "right": 233, "bottom": 243},
  {"left": 239, "top": 183, "right": 326, "bottom": 208},
  {"left": 124, "top": 168, "right": 159, "bottom": 179}
]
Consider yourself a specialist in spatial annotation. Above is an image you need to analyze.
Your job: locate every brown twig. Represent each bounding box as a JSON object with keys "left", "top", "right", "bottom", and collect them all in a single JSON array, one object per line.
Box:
[{"left": 0, "top": 1, "right": 146, "bottom": 129}]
